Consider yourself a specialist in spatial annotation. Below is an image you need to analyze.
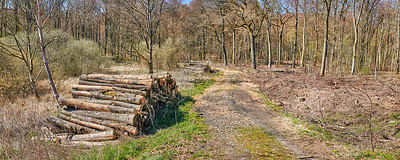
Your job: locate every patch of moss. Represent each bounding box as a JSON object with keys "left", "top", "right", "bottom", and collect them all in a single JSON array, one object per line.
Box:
[{"left": 236, "top": 127, "right": 294, "bottom": 159}]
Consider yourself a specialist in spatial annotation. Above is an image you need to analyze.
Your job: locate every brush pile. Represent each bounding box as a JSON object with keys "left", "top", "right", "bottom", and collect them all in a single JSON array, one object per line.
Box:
[
  {"left": 185, "top": 61, "right": 211, "bottom": 74},
  {"left": 49, "top": 72, "right": 180, "bottom": 144}
]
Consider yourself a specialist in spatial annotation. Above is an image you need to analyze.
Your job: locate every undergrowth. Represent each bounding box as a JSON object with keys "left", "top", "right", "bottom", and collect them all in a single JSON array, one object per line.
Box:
[
  {"left": 258, "top": 92, "right": 398, "bottom": 159},
  {"left": 74, "top": 79, "right": 215, "bottom": 160}
]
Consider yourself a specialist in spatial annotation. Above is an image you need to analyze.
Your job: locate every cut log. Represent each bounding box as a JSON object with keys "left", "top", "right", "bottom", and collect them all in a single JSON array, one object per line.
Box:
[
  {"left": 80, "top": 75, "right": 153, "bottom": 86},
  {"left": 50, "top": 72, "right": 180, "bottom": 138},
  {"left": 57, "top": 130, "right": 116, "bottom": 142},
  {"left": 58, "top": 113, "right": 113, "bottom": 131},
  {"left": 75, "top": 98, "right": 142, "bottom": 111},
  {"left": 89, "top": 72, "right": 169, "bottom": 80},
  {"left": 59, "top": 97, "right": 137, "bottom": 113},
  {"left": 68, "top": 90, "right": 145, "bottom": 104},
  {"left": 61, "top": 140, "right": 120, "bottom": 146},
  {"left": 88, "top": 74, "right": 152, "bottom": 80},
  {"left": 60, "top": 110, "right": 138, "bottom": 135},
  {"left": 72, "top": 85, "right": 148, "bottom": 96},
  {"left": 61, "top": 110, "right": 137, "bottom": 126},
  {"left": 78, "top": 80, "right": 151, "bottom": 90},
  {"left": 49, "top": 116, "right": 96, "bottom": 133}
]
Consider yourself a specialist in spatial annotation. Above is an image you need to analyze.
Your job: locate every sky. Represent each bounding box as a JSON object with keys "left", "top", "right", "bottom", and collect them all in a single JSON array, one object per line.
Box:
[{"left": 182, "top": 0, "right": 193, "bottom": 5}]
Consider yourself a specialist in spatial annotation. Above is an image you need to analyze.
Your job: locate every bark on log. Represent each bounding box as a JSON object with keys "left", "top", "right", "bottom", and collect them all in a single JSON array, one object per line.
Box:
[
  {"left": 68, "top": 90, "right": 145, "bottom": 104},
  {"left": 49, "top": 116, "right": 96, "bottom": 133},
  {"left": 88, "top": 72, "right": 169, "bottom": 80},
  {"left": 75, "top": 98, "right": 142, "bottom": 111},
  {"left": 72, "top": 85, "right": 148, "bottom": 96},
  {"left": 80, "top": 75, "right": 153, "bottom": 86},
  {"left": 61, "top": 140, "right": 119, "bottom": 146},
  {"left": 88, "top": 74, "right": 152, "bottom": 80},
  {"left": 59, "top": 97, "right": 137, "bottom": 113},
  {"left": 60, "top": 110, "right": 138, "bottom": 135},
  {"left": 57, "top": 130, "right": 116, "bottom": 142},
  {"left": 58, "top": 113, "right": 113, "bottom": 131},
  {"left": 78, "top": 80, "right": 151, "bottom": 90},
  {"left": 61, "top": 110, "right": 137, "bottom": 126}
]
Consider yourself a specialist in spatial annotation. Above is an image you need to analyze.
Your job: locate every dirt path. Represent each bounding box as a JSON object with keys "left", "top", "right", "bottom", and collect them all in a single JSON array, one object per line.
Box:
[{"left": 195, "top": 68, "right": 345, "bottom": 159}]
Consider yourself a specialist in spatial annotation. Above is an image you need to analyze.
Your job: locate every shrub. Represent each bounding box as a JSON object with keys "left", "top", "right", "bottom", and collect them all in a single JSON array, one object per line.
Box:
[
  {"left": 0, "top": 29, "right": 106, "bottom": 96},
  {"left": 51, "top": 39, "right": 105, "bottom": 78},
  {"left": 153, "top": 38, "right": 183, "bottom": 70},
  {"left": 0, "top": 47, "right": 31, "bottom": 97}
]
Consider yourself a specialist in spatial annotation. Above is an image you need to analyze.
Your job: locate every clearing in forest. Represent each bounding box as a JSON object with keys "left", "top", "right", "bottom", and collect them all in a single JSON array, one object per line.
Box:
[{"left": 194, "top": 68, "right": 347, "bottom": 159}]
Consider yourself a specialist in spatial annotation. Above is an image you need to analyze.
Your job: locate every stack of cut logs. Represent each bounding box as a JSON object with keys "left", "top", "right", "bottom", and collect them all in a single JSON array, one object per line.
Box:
[
  {"left": 185, "top": 61, "right": 212, "bottom": 74},
  {"left": 49, "top": 72, "right": 180, "bottom": 144}
]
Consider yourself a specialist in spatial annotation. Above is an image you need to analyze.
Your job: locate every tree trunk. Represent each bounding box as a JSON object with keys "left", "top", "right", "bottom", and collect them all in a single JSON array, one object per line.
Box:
[
  {"left": 249, "top": 31, "right": 256, "bottom": 70},
  {"left": 232, "top": 28, "right": 236, "bottom": 65},
  {"left": 35, "top": 1, "right": 59, "bottom": 103},
  {"left": 301, "top": 0, "right": 307, "bottom": 68},
  {"left": 267, "top": 18, "right": 272, "bottom": 67},
  {"left": 278, "top": 25, "right": 284, "bottom": 65},
  {"left": 292, "top": 0, "right": 299, "bottom": 68},
  {"left": 320, "top": 1, "right": 331, "bottom": 76},
  {"left": 24, "top": 1, "right": 40, "bottom": 100},
  {"left": 396, "top": 1, "right": 400, "bottom": 74},
  {"left": 0, "top": 0, "right": 4, "bottom": 37},
  {"left": 222, "top": 17, "right": 227, "bottom": 66},
  {"left": 202, "top": 28, "right": 206, "bottom": 60},
  {"left": 104, "top": 5, "right": 108, "bottom": 56},
  {"left": 351, "top": 0, "right": 364, "bottom": 75}
]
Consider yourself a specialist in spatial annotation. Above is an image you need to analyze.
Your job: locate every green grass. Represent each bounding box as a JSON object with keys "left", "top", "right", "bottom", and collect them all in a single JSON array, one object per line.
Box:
[
  {"left": 74, "top": 79, "right": 216, "bottom": 160},
  {"left": 259, "top": 94, "right": 284, "bottom": 111},
  {"left": 236, "top": 127, "right": 294, "bottom": 159},
  {"left": 355, "top": 151, "right": 397, "bottom": 160},
  {"left": 259, "top": 93, "right": 333, "bottom": 141}
]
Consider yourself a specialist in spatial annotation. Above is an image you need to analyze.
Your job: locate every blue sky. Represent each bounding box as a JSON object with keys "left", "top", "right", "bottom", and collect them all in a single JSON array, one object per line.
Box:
[{"left": 182, "top": 0, "right": 193, "bottom": 4}]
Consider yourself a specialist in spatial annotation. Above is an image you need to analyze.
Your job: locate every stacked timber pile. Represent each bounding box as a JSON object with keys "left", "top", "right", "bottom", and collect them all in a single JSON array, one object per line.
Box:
[
  {"left": 185, "top": 61, "right": 212, "bottom": 74},
  {"left": 49, "top": 72, "right": 180, "bottom": 145}
]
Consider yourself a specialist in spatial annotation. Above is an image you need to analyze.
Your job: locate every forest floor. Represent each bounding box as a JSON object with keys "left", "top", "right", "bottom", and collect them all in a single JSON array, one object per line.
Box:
[
  {"left": 1, "top": 62, "right": 399, "bottom": 159},
  {"left": 194, "top": 67, "right": 347, "bottom": 159},
  {"left": 228, "top": 64, "right": 400, "bottom": 159}
]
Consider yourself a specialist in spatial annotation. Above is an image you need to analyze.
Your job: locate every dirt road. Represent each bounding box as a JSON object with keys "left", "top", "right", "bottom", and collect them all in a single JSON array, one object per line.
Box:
[{"left": 195, "top": 68, "right": 346, "bottom": 159}]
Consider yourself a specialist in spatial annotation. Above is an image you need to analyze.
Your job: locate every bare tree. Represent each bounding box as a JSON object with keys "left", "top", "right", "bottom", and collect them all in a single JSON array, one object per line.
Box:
[
  {"left": 300, "top": 0, "right": 308, "bottom": 68},
  {"left": 0, "top": 0, "right": 42, "bottom": 99},
  {"left": 217, "top": 0, "right": 228, "bottom": 66},
  {"left": 292, "top": 0, "right": 299, "bottom": 68},
  {"left": 319, "top": 0, "right": 332, "bottom": 76},
  {"left": 275, "top": 4, "right": 292, "bottom": 66},
  {"left": 121, "top": 0, "right": 165, "bottom": 73},
  {"left": 351, "top": 0, "right": 365, "bottom": 75},
  {"left": 396, "top": 0, "right": 400, "bottom": 73},
  {"left": 261, "top": 0, "right": 273, "bottom": 67},
  {"left": 34, "top": 0, "right": 59, "bottom": 103},
  {"left": 231, "top": 0, "right": 266, "bottom": 70}
]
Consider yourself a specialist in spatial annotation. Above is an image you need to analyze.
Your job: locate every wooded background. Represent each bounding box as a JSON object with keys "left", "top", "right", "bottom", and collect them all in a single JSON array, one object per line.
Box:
[{"left": 0, "top": 0, "right": 399, "bottom": 95}]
